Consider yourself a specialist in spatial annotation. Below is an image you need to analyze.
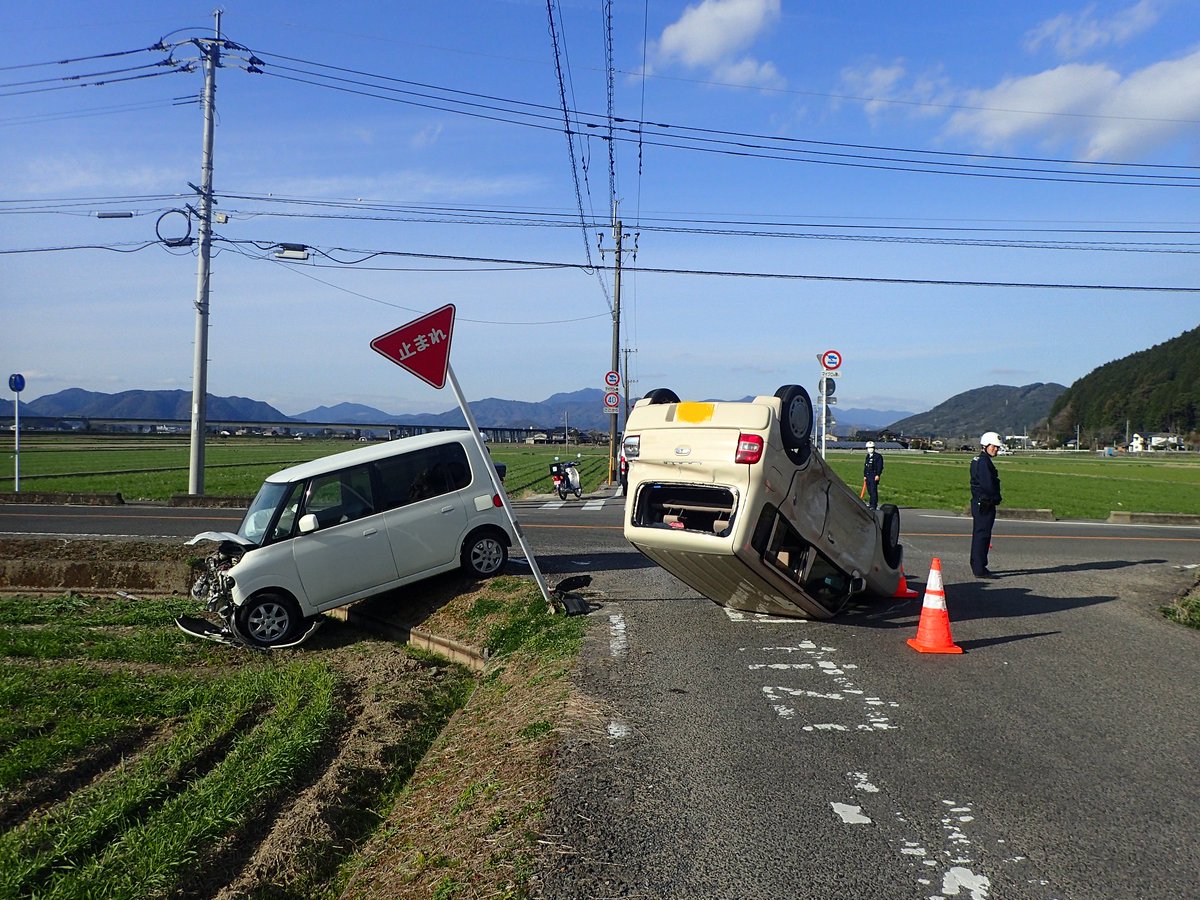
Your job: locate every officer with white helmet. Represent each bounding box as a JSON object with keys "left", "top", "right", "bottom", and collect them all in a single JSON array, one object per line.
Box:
[
  {"left": 862, "top": 440, "right": 884, "bottom": 509},
  {"left": 969, "top": 431, "right": 1004, "bottom": 578}
]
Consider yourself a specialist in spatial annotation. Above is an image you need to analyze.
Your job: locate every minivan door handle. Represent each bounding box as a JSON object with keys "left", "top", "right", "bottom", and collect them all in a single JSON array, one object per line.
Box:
[
  {"left": 440, "top": 505, "right": 455, "bottom": 514},
  {"left": 362, "top": 527, "right": 378, "bottom": 536}
]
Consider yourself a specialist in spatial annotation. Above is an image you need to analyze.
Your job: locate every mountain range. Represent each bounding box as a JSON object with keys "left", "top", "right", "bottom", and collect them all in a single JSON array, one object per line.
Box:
[
  {"left": 13, "top": 321, "right": 1199, "bottom": 444},
  {"left": 13, "top": 387, "right": 911, "bottom": 435}
]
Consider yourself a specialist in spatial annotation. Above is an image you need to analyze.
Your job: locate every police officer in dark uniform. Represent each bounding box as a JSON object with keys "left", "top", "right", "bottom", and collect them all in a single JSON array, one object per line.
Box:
[
  {"left": 970, "top": 431, "right": 1003, "bottom": 578},
  {"left": 863, "top": 441, "right": 884, "bottom": 509}
]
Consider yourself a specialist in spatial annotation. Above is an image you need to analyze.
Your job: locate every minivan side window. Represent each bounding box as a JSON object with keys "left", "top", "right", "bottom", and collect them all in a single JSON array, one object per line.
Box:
[
  {"left": 374, "top": 442, "right": 471, "bottom": 511},
  {"left": 303, "top": 465, "right": 376, "bottom": 528}
]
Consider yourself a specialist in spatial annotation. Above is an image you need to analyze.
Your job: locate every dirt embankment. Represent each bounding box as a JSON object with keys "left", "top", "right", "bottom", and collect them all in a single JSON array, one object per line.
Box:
[{"left": 0, "top": 537, "right": 198, "bottom": 594}]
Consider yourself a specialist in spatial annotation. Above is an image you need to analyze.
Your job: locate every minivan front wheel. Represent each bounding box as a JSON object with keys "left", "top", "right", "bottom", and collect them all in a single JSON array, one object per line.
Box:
[
  {"left": 879, "top": 504, "right": 903, "bottom": 570},
  {"left": 462, "top": 531, "right": 509, "bottom": 578},
  {"left": 235, "top": 592, "right": 302, "bottom": 648}
]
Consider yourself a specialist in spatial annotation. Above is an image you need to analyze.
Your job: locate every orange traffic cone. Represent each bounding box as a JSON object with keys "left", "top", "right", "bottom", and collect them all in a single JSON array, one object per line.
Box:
[
  {"left": 892, "top": 565, "right": 919, "bottom": 599},
  {"left": 906, "top": 558, "right": 962, "bottom": 654}
]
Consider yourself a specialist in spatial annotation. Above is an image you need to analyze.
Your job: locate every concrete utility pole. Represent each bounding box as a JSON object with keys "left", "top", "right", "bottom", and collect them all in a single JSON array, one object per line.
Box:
[
  {"left": 621, "top": 345, "right": 636, "bottom": 423},
  {"left": 188, "top": 10, "right": 221, "bottom": 496},
  {"left": 608, "top": 218, "right": 624, "bottom": 484}
]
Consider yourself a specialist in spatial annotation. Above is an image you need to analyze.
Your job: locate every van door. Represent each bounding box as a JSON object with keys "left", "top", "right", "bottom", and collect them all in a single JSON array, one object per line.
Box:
[
  {"left": 374, "top": 441, "right": 471, "bottom": 578},
  {"left": 292, "top": 464, "right": 399, "bottom": 608}
]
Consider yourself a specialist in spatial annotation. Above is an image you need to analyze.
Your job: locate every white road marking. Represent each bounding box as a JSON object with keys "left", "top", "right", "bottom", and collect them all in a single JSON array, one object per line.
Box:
[
  {"left": 608, "top": 612, "right": 628, "bottom": 657},
  {"left": 607, "top": 720, "right": 630, "bottom": 740},
  {"left": 540, "top": 500, "right": 565, "bottom": 509},
  {"left": 723, "top": 607, "right": 806, "bottom": 623},
  {"left": 747, "top": 643, "right": 898, "bottom": 731},
  {"left": 583, "top": 499, "right": 605, "bottom": 510}
]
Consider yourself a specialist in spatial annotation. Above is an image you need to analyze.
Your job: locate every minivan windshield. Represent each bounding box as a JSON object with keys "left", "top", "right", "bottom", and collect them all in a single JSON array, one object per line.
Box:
[{"left": 238, "top": 481, "right": 294, "bottom": 545}]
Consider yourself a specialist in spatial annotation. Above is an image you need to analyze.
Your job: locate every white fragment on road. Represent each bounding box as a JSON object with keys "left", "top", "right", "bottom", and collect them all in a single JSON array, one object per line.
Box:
[
  {"left": 606, "top": 720, "right": 630, "bottom": 740},
  {"left": 608, "top": 612, "right": 627, "bottom": 657},
  {"left": 831, "top": 802, "right": 872, "bottom": 824}
]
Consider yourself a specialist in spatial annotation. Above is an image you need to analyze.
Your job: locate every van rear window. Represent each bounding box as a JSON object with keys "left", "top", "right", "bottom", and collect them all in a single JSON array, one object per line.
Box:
[
  {"left": 631, "top": 482, "right": 735, "bottom": 536},
  {"left": 374, "top": 442, "right": 471, "bottom": 510}
]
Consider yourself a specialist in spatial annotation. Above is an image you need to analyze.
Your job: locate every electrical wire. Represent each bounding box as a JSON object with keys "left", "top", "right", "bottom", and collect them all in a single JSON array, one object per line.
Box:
[{"left": 186, "top": 236, "right": 1200, "bottom": 292}]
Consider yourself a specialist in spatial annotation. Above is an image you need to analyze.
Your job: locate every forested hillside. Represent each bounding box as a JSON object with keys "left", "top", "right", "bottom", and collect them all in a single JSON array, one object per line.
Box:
[{"left": 1049, "top": 326, "right": 1200, "bottom": 443}]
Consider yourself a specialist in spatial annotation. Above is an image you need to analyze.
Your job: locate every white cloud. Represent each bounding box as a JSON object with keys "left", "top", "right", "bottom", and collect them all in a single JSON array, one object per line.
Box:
[
  {"left": 836, "top": 61, "right": 953, "bottom": 119},
  {"left": 15, "top": 156, "right": 183, "bottom": 197},
  {"left": 410, "top": 123, "right": 443, "bottom": 149},
  {"left": 655, "top": 0, "right": 783, "bottom": 88},
  {"left": 946, "top": 49, "right": 1200, "bottom": 158},
  {"left": 712, "top": 58, "right": 785, "bottom": 90},
  {"left": 1024, "top": 1, "right": 1162, "bottom": 59}
]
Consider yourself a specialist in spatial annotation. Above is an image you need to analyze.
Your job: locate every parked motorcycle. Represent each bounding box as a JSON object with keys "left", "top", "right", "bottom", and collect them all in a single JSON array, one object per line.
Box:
[{"left": 549, "top": 456, "right": 583, "bottom": 500}]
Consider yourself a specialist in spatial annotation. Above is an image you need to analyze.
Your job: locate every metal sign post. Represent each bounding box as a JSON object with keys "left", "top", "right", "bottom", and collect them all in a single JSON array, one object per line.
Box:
[
  {"left": 445, "top": 365, "right": 554, "bottom": 608},
  {"left": 8, "top": 374, "right": 23, "bottom": 492},
  {"left": 817, "top": 350, "right": 843, "bottom": 458},
  {"left": 372, "top": 309, "right": 554, "bottom": 611}
]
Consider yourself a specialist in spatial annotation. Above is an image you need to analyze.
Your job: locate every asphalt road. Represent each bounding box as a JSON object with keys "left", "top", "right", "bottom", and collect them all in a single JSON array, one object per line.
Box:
[{"left": 3, "top": 494, "right": 1199, "bottom": 899}]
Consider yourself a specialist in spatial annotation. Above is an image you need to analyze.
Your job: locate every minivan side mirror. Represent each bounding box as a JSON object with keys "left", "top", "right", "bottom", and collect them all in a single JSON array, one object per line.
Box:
[
  {"left": 298, "top": 513, "right": 319, "bottom": 534},
  {"left": 849, "top": 575, "right": 867, "bottom": 595}
]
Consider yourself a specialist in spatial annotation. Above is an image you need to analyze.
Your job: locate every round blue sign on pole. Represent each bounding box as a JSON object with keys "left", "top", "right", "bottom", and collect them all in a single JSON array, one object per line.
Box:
[{"left": 8, "top": 374, "right": 24, "bottom": 393}]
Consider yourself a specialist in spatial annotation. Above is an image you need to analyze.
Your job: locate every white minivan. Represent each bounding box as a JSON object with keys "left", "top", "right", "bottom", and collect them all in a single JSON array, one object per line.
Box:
[{"left": 184, "top": 431, "right": 513, "bottom": 647}]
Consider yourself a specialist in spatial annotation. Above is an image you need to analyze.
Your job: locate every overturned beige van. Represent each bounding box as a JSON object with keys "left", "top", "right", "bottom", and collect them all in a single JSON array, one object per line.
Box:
[{"left": 622, "top": 386, "right": 904, "bottom": 619}]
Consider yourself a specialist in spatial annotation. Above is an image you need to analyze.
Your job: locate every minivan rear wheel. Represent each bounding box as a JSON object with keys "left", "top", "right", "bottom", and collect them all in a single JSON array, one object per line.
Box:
[
  {"left": 462, "top": 531, "right": 508, "bottom": 577},
  {"left": 235, "top": 592, "right": 302, "bottom": 648},
  {"left": 774, "top": 385, "right": 814, "bottom": 465}
]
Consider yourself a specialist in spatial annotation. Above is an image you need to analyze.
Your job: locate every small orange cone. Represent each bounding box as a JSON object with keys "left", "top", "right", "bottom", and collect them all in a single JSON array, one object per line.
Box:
[
  {"left": 892, "top": 566, "right": 919, "bottom": 599},
  {"left": 906, "top": 558, "right": 962, "bottom": 654}
]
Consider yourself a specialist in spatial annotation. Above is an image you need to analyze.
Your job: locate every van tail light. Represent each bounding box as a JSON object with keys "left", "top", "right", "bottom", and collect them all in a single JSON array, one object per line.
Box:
[
  {"left": 735, "top": 433, "right": 764, "bottom": 464},
  {"left": 493, "top": 494, "right": 503, "bottom": 508}
]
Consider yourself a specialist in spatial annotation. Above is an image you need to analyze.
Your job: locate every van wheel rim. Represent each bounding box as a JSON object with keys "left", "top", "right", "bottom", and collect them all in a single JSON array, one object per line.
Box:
[
  {"left": 248, "top": 603, "right": 289, "bottom": 641},
  {"left": 472, "top": 539, "right": 503, "bottom": 573}
]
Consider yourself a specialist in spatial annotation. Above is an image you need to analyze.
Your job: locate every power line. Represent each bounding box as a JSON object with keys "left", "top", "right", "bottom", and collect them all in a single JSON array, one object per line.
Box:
[{"left": 0, "top": 44, "right": 168, "bottom": 72}]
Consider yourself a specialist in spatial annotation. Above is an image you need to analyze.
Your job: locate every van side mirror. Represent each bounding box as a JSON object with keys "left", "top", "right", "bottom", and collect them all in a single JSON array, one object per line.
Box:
[{"left": 298, "top": 513, "right": 319, "bottom": 534}]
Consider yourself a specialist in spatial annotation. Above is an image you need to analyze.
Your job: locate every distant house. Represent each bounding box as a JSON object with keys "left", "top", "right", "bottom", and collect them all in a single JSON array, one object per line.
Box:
[{"left": 1149, "top": 432, "right": 1183, "bottom": 450}]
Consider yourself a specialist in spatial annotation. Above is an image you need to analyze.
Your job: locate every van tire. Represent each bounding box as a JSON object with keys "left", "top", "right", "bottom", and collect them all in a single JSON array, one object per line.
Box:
[
  {"left": 643, "top": 388, "right": 680, "bottom": 405},
  {"left": 235, "top": 592, "right": 302, "bottom": 648},
  {"left": 879, "top": 504, "right": 903, "bottom": 570},
  {"left": 774, "top": 384, "right": 814, "bottom": 464},
  {"left": 462, "top": 529, "right": 509, "bottom": 578}
]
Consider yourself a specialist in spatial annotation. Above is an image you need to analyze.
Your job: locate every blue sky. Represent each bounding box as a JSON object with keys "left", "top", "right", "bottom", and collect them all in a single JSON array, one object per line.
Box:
[{"left": 3, "top": 0, "right": 1198, "bottom": 421}]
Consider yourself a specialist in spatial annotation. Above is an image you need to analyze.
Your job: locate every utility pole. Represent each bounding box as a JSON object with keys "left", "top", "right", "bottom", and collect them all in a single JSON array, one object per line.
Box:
[
  {"left": 607, "top": 217, "right": 624, "bottom": 484},
  {"left": 621, "top": 346, "right": 636, "bottom": 423},
  {"left": 188, "top": 9, "right": 220, "bottom": 496}
]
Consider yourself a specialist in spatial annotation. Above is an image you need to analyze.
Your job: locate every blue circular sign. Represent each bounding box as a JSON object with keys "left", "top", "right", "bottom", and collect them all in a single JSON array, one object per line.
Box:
[{"left": 8, "top": 373, "right": 24, "bottom": 393}]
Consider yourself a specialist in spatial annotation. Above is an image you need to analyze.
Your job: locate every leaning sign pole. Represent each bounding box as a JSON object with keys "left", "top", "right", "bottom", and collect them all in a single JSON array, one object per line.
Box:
[{"left": 370, "top": 305, "right": 554, "bottom": 609}]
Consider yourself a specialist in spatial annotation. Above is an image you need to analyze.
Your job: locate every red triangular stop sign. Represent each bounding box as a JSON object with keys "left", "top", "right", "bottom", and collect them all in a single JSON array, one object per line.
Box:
[{"left": 370, "top": 304, "right": 456, "bottom": 389}]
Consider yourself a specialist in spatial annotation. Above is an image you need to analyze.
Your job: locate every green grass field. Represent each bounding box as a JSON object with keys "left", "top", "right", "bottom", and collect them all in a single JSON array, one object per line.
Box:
[
  {"left": 4, "top": 435, "right": 1199, "bottom": 519},
  {"left": 0, "top": 435, "right": 613, "bottom": 501},
  {"left": 0, "top": 580, "right": 582, "bottom": 898}
]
